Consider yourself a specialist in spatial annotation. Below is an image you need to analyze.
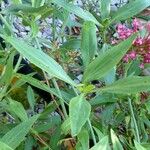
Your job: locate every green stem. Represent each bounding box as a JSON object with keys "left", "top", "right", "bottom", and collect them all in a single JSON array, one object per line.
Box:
[
  {"left": 52, "top": 14, "right": 56, "bottom": 42},
  {"left": 14, "top": 55, "right": 23, "bottom": 73},
  {"left": 88, "top": 119, "right": 97, "bottom": 145},
  {"left": 0, "top": 54, "right": 23, "bottom": 100},
  {"left": 52, "top": 78, "right": 68, "bottom": 119},
  {"left": 128, "top": 98, "right": 140, "bottom": 143},
  {"left": 31, "top": 129, "right": 52, "bottom": 150},
  {"left": 71, "top": 85, "right": 79, "bottom": 96},
  {"left": 35, "top": 38, "right": 67, "bottom": 119},
  {"left": 0, "top": 84, "right": 9, "bottom": 101}
]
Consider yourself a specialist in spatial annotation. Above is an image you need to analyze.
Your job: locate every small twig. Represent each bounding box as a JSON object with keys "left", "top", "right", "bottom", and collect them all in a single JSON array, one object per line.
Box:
[
  {"left": 42, "top": 71, "right": 65, "bottom": 120},
  {"left": 34, "top": 133, "right": 52, "bottom": 150},
  {"left": 35, "top": 37, "right": 66, "bottom": 119}
]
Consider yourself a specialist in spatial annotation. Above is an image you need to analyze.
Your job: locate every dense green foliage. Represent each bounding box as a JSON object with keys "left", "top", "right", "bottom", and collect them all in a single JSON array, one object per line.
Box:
[{"left": 0, "top": 0, "right": 150, "bottom": 149}]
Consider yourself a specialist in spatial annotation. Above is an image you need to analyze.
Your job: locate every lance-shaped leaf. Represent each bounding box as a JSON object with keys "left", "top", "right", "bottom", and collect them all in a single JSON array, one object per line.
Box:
[
  {"left": 77, "top": 129, "right": 89, "bottom": 150},
  {"left": 134, "top": 140, "right": 146, "bottom": 150},
  {"left": 90, "top": 136, "right": 110, "bottom": 150},
  {"left": 0, "top": 141, "right": 13, "bottom": 150},
  {"left": 69, "top": 94, "right": 91, "bottom": 136},
  {"left": 1, "top": 115, "right": 39, "bottom": 149},
  {"left": 111, "top": 129, "right": 123, "bottom": 150},
  {"left": 99, "top": 76, "right": 150, "bottom": 94},
  {"left": 31, "top": 0, "right": 45, "bottom": 7},
  {"left": 5, "top": 36, "right": 76, "bottom": 86},
  {"left": 99, "top": 0, "right": 111, "bottom": 20},
  {"left": 81, "top": 21, "right": 97, "bottom": 68},
  {"left": 111, "top": 0, "right": 150, "bottom": 24},
  {"left": 15, "top": 74, "right": 73, "bottom": 101},
  {"left": 52, "top": 0, "right": 101, "bottom": 26},
  {"left": 5, "top": 4, "right": 48, "bottom": 14},
  {"left": 83, "top": 34, "right": 136, "bottom": 83},
  {"left": 6, "top": 98, "right": 28, "bottom": 121}
]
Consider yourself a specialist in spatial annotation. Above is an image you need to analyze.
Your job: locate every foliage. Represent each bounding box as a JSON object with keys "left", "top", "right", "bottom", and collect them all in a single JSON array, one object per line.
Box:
[{"left": 0, "top": 0, "right": 150, "bottom": 149}]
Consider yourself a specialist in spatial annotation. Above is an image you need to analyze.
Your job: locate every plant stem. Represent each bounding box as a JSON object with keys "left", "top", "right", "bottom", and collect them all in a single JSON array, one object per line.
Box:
[
  {"left": 32, "top": 129, "right": 52, "bottom": 150},
  {"left": 0, "top": 54, "right": 23, "bottom": 100},
  {"left": 128, "top": 98, "right": 140, "bottom": 143},
  {"left": 52, "top": 14, "right": 56, "bottom": 42},
  {"left": 35, "top": 38, "right": 67, "bottom": 119},
  {"left": 88, "top": 119, "right": 97, "bottom": 145},
  {"left": 71, "top": 85, "right": 79, "bottom": 96},
  {"left": 42, "top": 71, "right": 65, "bottom": 120},
  {"left": 14, "top": 54, "right": 23, "bottom": 73},
  {"left": 52, "top": 78, "right": 68, "bottom": 119}
]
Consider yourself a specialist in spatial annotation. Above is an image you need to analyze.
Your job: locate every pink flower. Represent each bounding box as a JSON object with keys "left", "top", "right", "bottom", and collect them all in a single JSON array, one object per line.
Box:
[
  {"left": 111, "top": 39, "right": 118, "bottom": 45},
  {"left": 123, "top": 54, "right": 129, "bottom": 62},
  {"left": 126, "top": 29, "right": 133, "bottom": 37},
  {"left": 117, "top": 24, "right": 126, "bottom": 31},
  {"left": 116, "top": 24, "right": 133, "bottom": 40},
  {"left": 128, "top": 51, "right": 137, "bottom": 60},
  {"left": 132, "top": 18, "right": 142, "bottom": 31},
  {"left": 139, "top": 63, "right": 144, "bottom": 69},
  {"left": 133, "top": 37, "right": 143, "bottom": 46},
  {"left": 113, "top": 19, "right": 150, "bottom": 65},
  {"left": 144, "top": 53, "right": 150, "bottom": 63},
  {"left": 146, "top": 22, "right": 150, "bottom": 32}
]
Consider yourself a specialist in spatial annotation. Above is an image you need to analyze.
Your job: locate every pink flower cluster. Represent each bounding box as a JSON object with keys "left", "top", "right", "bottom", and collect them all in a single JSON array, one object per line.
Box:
[
  {"left": 112, "top": 18, "right": 150, "bottom": 68},
  {"left": 117, "top": 18, "right": 142, "bottom": 40}
]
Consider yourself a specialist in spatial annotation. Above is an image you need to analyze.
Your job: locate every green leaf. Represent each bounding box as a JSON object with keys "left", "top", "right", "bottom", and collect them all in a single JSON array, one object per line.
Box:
[
  {"left": 99, "top": 0, "right": 111, "bottom": 20},
  {"left": 111, "top": 129, "right": 123, "bottom": 150},
  {"left": 78, "top": 129, "right": 89, "bottom": 150},
  {"left": 111, "top": 0, "right": 150, "bottom": 24},
  {"left": 0, "top": 51, "right": 14, "bottom": 85},
  {"left": 31, "top": 21, "right": 39, "bottom": 38},
  {"left": 126, "top": 59, "right": 141, "bottom": 76},
  {"left": 27, "top": 86, "right": 36, "bottom": 111},
  {"left": 69, "top": 94, "right": 91, "bottom": 136},
  {"left": 101, "top": 104, "right": 115, "bottom": 123},
  {"left": 0, "top": 141, "right": 13, "bottom": 150},
  {"left": 61, "top": 117, "right": 71, "bottom": 135},
  {"left": 89, "top": 94, "right": 116, "bottom": 106},
  {"left": 52, "top": 0, "right": 101, "bottom": 26},
  {"left": 145, "top": 100, "right": 150, "bottom": 114},
  {"left": 31, "top": 0, "right": 45, "bottom": 7},
  {"left": 134, "top": 140, "right": 146, "bottom": 150},
  {"left": 99, "top": 76, "right": 150, "bottom": 94},
  {"left": 90, "top": 136, "right": 111, "bottom": 150},
  {"left": 12, "top": 0, "right": 22, "bottom": 4},
  {"left": 83, "top": 34, "right": 137, "bottom": 83},
  {"left": 93, "top": 127, "right": 105, "bottom": 141},
  {"left": 6, "top": 98, "right": 28, "bottom": 121},
  {"left": 81, "top": 21, "right": 97, "bottom": 68},
  {"left": 5, "top": 36, "right": 75, "bottom": 86},
  {"left": 24, "top": 136, "right": 35, "bottom": 150},
  {"left": 17, "top": 74, "right": 73, "bottom": 101},
  {"left": 104, "top": 67, "right": 116, "bottom": 85},
  {"left": 1, "top": 115, "right": 39, "bottom": 149},
  {"left": 35, "top": 115, "right": 61, "bottom": 133},
  {"left": 5, "top": 4, "right": 48, "bottom": 14},
  {"left": 61, "top": 39, "right": 81, "bottom": 50},
  {"left": 49, "top": 126, "right": 61, "bottom": 150}
]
